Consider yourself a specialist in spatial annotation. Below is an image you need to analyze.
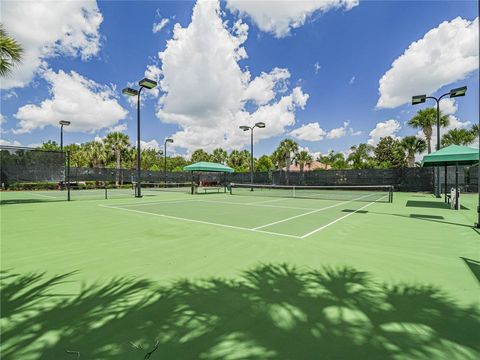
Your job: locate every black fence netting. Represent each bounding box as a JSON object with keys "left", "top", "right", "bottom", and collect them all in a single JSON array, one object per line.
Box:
[{"left": 1, "top": 146, "right": 65, "bottom": 186}]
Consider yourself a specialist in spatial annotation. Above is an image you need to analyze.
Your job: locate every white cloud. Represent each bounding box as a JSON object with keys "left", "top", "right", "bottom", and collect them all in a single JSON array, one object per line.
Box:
[
  {"left": 140, "top": 139, "right": 161, "bottom": 151},
  {"left": 290, "top": 120, "right": 361, "bottom": 141},
  {"left": 377, "top": 17, "right": 479, "bottom": 108},
  {"left": 242, "top": 67, "right": 290, "bottom": 106},
  {"left": 289, "top": 122, "right": 326, "bottom": 141},
  {"left": 439, "top": 98, "right": 457, "bottom": 116},
  {"left": 0, "top": 139, "right": 22, "bottom": 147},
  {"left": 108, "top": 123, "right": 128, "bottom": 133},
  {"left": 153, "top": 18, "right": 170, "bottom": 33},
  {"left": 1, "top": 0, "right": 103, "bottom": 89},
  {"left": 349, "top": 76, "right": 355, "bottom": 85},
  {"left": 368, "top": 119, "right": 401, "bottom": 145},
  {"left": 155, "top": 0, "right": 309, "bottom": 153},
  {"left": 13, "top": 69, "right": 127, "bottom": 134},
  {"left": 314, "top": 62, "right": 321, "bottom": 74},
  {"left": 1, "top": 90, "right": 18, "bottom": 100},
  {"left": 226, "top": 0, "right": 358, "bottom": 38},
  {"left": 0, "top": 114, "right": 5, "bottom": 125}
]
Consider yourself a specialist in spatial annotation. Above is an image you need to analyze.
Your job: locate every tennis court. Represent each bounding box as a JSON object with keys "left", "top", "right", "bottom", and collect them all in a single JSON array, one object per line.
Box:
[{"left": 1, "top": 187, "right": 479, "bottom": 359}]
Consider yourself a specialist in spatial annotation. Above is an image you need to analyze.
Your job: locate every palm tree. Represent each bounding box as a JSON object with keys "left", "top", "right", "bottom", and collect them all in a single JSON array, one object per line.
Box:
[
  {"left": 400, "top": 136, "right": 427, "bottom": 167},
  {"left": 347, "top": 143, "right": 373, "bottom": 169},
  {"left": 295, "top": 150, "right": 313, "bottom": 183},
  {"left": 0, "top": 25, "right": 23, "bottom": 77},
  {"left": 83, "top": 141, "right": 107, "bottom": 168},
  {"left": 407, "top": 107, "right": 449, "bottom": 153},
  {"left": 104, "top": 132, "right": 130, "bottom": 186},
  {"left": 441, "top": 128, "right": 476, "bottom": 147},
  {"left": 191, "top": 149, "right": 211, "bottom": 163},
  {"left": 471, "top": 124, "right": 479, "bottom": 138},
  {"left": 227, "top": 150, "right": 250, "bottom": 171},
  {"left": 275, "top": 139, "right": 299, "bottom": 184},
  {"left": 211, "top": 148, "right": 228, "bottom": 164}
]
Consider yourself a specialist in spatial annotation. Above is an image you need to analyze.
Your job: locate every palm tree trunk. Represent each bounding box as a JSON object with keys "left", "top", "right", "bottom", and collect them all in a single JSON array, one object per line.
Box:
[
  {"left": 300, "top": 163, "right": 305, "bottom": 184},
  {"left": 408, "top": 152, "right": 415, "bottom": 168}
]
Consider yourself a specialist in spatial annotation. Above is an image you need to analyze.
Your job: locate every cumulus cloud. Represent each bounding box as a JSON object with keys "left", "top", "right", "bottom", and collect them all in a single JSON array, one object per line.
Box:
[
  {"left": 314, "top": 62, "right": 321, "bottom": 74},
  {"left": 368, "top": 119, "right": 401, "bottom": 145},
  {"left": 290, "top": 122, "right": 326, "bottom": 141},
  {"left": 226, "top": 0, "right": 358, "bottom": 38},
  {"left": 439, "top": 98, "right": 457, "bottom": 116},
  {"left": 153, "top": 18, "right": 170, "bottom": 33},
  {"left": 1, "top": 0, "right": 103, "bottom": 89},
  {"left": 349, "top": 76, "right": 355, "bottom": 85},
  {"left": 290, "top": 120, "right": 361, "bottom": 141},
  {"left": 108, "top": 123, "right": 128, "bottom": 133},
  {"left": 155, "top": 0, "right": 309, "bottom": 153},
  {"left": 377, "top": 17, "right": 479, "bottom": 108},
  {"left": 13, "top": 69, "right": 127, "bottom": 134},
  {"left": 0, "top": 139, "right": 22, "bottom": 146},
  {"left": 140, "top": 139, "right": 161, "bottom": 151}
]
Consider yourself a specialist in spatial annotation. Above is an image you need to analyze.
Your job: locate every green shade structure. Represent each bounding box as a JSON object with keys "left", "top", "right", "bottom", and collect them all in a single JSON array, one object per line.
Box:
[
  {"left": 421, "top": 145, "right": 479, "bottom": 211},
  {"left": 184, "top": 162, "right": 234, "bottom": 173},
  {"left": 421, "top": 145, "right": 478, "bottom": 167}
]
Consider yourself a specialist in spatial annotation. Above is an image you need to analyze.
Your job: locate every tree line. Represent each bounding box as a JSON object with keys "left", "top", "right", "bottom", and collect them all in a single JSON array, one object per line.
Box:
[{"left": 39, "top": 107, "right": 478, "bottom": 176}]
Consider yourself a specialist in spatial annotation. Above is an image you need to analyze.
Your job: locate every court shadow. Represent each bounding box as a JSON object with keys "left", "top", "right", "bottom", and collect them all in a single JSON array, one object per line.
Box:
[
  {"left": 461, "top": 257, "right": 480, "bottom": 284},
  {"left": 406, "top": 200, "right": 469, "bottom": 210},
  {"left": 2, "top": 265, "right": 479, "bottom": 359},
  {"left": 341, "top": 209, "right": 368, "bottom": 214},
  {"left": 0, "top": 198, "right": 64, "bottom": 205},
  {"left": 409, "top": 214, "right": 444, "bottom": 220}
]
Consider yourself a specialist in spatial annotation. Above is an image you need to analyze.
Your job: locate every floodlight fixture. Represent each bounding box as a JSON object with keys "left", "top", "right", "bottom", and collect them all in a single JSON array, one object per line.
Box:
[
  {"left": 412, "top": 95, "right": 426, "bottom": 105},
  {"left": 59, "top": 120, "right": 71, "bottom": 126},
  {"left": 255, "top": 122, "right": 266, "bottom": 128},
  {"left": 165, "top": 138, "right": 174, "bottom": 143},
  {"left": 449, "top": 86, "right": 467, "bottom": 98},
  {"left": 239, "top": 125, "right": 250, "bottom": 131},
  {"left": 122, "top": 87, "right": 139, "bottom": 96},
  {"left": 139, "top": 78, "right": 157, "bottom": 89}
]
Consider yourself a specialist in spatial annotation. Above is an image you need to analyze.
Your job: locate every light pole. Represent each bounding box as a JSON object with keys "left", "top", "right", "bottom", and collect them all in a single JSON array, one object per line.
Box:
[
  {"left": 59, "top": 120, "right": 70, "bottom": 151},
  {"left": 240, "top": 122, "right": 266, "bottom": 187},
  {"left": 164, "top": 138, "right": 174, "bottom": 185},
  {"left": 122, "top": 78, "right": 157, "bottom": 197},
  {"left": 412, "top": 86, "right": 467, "bottom": 198}
]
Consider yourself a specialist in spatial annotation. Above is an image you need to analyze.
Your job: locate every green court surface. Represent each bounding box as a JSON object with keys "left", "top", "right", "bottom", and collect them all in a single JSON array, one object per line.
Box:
[{"left": 1, "top": 190, "right": 479, "bottom": 359}]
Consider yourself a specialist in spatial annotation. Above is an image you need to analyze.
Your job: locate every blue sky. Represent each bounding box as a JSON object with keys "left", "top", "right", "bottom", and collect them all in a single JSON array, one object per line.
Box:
[{"left": 1, "top": 0, "right": 478, "bottom": 158}]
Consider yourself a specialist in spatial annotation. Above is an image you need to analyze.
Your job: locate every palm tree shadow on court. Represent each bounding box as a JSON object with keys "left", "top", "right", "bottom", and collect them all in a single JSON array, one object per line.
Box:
[{"left": 1, "top": 264, "right": 479, "bottom": 360}]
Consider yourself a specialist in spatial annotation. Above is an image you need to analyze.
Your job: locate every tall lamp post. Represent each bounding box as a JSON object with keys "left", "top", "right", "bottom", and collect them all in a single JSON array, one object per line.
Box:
[
  {"left": 240, "top": 122, "right": 266, "bottom": 187},
  {"left": 164, "top": 138, "right": 174, "bottom": 185},
  {"left": 59, "top": 120, "right": 70, "bottom": 151},
  {"left": 122, "top": 78, "right": 158, "bottom": 197},
  {"left": 412, "top": 86, "right": 467, "bottom": 198}
]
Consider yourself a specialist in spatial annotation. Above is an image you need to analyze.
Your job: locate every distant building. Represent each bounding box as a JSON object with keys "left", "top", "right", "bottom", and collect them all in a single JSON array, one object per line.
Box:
[{"left": 283, "top": 161, "right": 331, "bottom": 171}]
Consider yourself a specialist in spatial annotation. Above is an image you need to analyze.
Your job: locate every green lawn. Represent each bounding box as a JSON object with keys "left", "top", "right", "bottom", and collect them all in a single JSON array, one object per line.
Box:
[{"left": 1, "top": 190, "right": 479, "bottom": 359}]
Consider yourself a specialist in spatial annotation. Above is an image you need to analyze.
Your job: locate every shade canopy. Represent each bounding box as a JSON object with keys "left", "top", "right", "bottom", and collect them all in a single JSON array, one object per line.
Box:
[
  {"left": 184, "top": 162, "right": 234, "bottom": 173},
  {"left": 421, "top": 145, "right": 479, "bottom": 167}
]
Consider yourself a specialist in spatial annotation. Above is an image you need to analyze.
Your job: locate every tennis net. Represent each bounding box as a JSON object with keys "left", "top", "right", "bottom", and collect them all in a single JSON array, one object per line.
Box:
[
  {"left": 136, "top": 182, "right": 193, "bottom": 193},
  {"left": 229, "top": 183, "right": 393, "bottom": 203}
]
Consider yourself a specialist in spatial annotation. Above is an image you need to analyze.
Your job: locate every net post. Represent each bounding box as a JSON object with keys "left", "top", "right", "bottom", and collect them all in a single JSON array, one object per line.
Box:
[
  {"left": 66, "top": 151, "right": 71, "bottom": 201},
  {"left": 389, "top": 186, "right": 393, "bottom": 203},
  {"left": 105, "top": 182, "right": 108, "bottom": 199}
]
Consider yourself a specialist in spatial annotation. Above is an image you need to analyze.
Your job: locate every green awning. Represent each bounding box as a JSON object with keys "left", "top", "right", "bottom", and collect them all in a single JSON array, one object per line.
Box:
[
  {"left": 421, "top": 144, "right": 479, "bottom": 167},
  {"left": 183, "top": 162, "right": 234, "bottom": 173}
]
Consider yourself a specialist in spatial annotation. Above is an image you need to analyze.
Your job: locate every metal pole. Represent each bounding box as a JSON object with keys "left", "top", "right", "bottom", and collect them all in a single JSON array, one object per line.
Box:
[
  {"left": 250, "top": 127, "right": 254, "bottom": 189},
  {"left": 435, "top": 100, "right": 440, "bottom": 198},
  {"left": 136, "top": 88, "right": 143, "bottom": 197},
  {"left": 60, "top": 124, "right": 64, "bottom": 151},
  {"left": 455, "top": 162, "right": 459, "bottom": 210},
  {"left": 477, "top": 127, "right": 480, "bottom": 227},
  {"left": 444, "top": 164, "right": 447, "bottom": 202},
  {"left": 67, "top": 151, "right": 70, "bottom": 201},
  {"left": 164, "top": 141, "right": 167, "bottom": 186}
]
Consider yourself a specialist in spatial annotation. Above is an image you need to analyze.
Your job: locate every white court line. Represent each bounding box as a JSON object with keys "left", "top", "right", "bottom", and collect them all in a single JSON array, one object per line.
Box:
[
  {"left": 198, "top": 199, "right": 317, "bottom": 211},
  {"left": 252, "top": 194, "right": 374, "bottom": 230},
  {"left": 27, "top": 192, "right": 58, "bottom": 199},
  {"left": 299, "top": 196, "right": 386, "bottom": 239},
  {"left": 99, "top": 204, "right": 301, "bottom": 239}
]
